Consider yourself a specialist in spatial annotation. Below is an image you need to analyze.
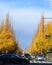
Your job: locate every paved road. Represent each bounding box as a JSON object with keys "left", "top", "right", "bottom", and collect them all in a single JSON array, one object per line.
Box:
[
  {"left": 30, "top": 60, "right": 52, "bottom": 63},
  {"left": 3, "top": 63, "right": 52, "bottom": 65},
  {"left": 2, "top": 61, "right": 52, "bottom": 65},
  {"left": 1, "top": 60, "right": 52, "bottom": 65}
]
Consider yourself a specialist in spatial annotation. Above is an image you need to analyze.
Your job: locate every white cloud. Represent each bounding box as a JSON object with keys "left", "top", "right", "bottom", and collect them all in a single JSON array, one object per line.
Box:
[{"left": 44, "top": 0, "right": 52, "bottom": 7}]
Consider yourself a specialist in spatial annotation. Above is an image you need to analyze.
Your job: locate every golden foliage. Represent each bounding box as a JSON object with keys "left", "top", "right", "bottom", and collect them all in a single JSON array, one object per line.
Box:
[
  {"left": 28, "top": 16, "right": 52, "bottom": 55},
  {"left": 0, "top": 14, "right": 22, "bottom": 55}
]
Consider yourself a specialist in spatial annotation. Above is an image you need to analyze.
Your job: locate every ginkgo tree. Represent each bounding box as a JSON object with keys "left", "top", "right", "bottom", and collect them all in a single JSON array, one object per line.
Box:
[
  {"left": 0, "top": 14, "right": 22, "bottom": 55},
  {"left": 28, "top": 16, "right": 52, "bottom": 55}
]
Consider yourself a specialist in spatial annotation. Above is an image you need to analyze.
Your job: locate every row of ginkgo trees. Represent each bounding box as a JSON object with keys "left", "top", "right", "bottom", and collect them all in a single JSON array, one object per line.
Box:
[
  {"left": 0, "top": 14, "right": 52, "bottom": 56},
  {"left": 28, "top": 15, "right": 52, "bottom": 55},
  {"left": 0, "top": 14, "right": 22, "bottom": 56}
]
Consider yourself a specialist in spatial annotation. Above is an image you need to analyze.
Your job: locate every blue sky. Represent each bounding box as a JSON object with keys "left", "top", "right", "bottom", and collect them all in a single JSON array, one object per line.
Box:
[{"left": 0, "top": 0, "right": 52, "bottom": 50}]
